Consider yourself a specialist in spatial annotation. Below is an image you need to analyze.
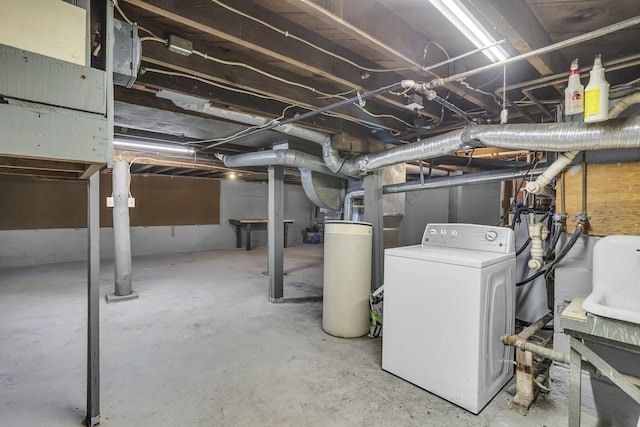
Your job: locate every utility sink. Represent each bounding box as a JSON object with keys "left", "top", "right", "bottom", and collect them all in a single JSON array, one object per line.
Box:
[{"left": 583, "top": 235, "right": 640, "bottom": 325}]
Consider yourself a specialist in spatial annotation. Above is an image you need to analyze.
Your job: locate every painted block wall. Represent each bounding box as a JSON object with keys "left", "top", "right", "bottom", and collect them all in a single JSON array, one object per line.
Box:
[
  {"left": 0, "top": 180, "right": 313, "bottom": 268},
  {"left": 397, "top": 182, "right": 501, "bottom": 246}
]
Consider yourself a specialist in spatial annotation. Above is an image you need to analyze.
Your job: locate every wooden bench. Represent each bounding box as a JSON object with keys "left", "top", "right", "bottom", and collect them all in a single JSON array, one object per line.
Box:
[{"left": 229, "top": 219, "right": 295, "bottom": 250}]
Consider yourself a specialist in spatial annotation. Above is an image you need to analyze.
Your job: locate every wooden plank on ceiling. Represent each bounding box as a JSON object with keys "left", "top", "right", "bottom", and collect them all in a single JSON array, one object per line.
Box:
[
  {"left": 122, "top": 0, "right": 442, "bottom": 120},
  {"left": 139, "top": 41, "right": 409, "bottom": 131},
  {"left": 282, "top": 0, "right": 502, "bottom": 115},
  {"left": 472, "top": 0, "right": 567, "bottom": 76},
  {"left": 0, "top": 157, "right": 87, "bottom": 172}
]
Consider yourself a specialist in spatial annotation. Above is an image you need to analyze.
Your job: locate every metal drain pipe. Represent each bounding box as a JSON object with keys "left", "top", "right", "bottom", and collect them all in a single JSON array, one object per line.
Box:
[{"left": 501, "top": 313, "right": 640, "bottom": 388}]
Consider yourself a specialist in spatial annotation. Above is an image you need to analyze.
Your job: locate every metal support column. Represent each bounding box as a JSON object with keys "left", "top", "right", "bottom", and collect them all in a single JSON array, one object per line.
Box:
[
  {"left": 268, "top": 165, "right": 285, "bottom": 302},
  {"left": 568, "top": 338, "right": 582, "bottom": 427},
  {"left": 364, "top": 171, "right": 384, "bottom": 290},
  {"left": 106, "top": 160, "right": 138, "bottom": 303},
  {"left": 87, "top": 172, "right": 100, "bottom": 426}
]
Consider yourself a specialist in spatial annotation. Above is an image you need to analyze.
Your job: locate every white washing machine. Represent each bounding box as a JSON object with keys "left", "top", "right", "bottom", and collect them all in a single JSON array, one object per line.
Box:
[{"left": 382, "top": 223, "right": 515, "bottom": 414}]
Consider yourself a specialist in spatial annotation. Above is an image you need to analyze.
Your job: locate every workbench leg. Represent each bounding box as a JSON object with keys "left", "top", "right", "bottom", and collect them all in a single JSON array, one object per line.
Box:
[
  {"left": 573, "top": 338, "right": 640, "bottom": 404},
  {"left": 86, "top": 172, "right": 100, "bottom": 426},
  {"left": 268, "top": 165, "right": 284, "bottom": 302},
  {"left": 235, "top": 225, "right": 241, "bottom": 248},
  {"left": 569, "top": 338, "right": 582, "bottom": 427},
  {"left": 284, "top": 223, "right": 289, "bottom": 248}
]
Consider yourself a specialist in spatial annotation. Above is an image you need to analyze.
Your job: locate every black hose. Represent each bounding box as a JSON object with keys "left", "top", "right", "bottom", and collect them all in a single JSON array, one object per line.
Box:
[
  {"left": 544, "top": 223, "right": 562, "bottom": 259},
  {"left": 516, "top": 224, "right": 583, "bottom": 287},
  {"left": 516, "top": 237, "right": 531, "bottom": 257}
]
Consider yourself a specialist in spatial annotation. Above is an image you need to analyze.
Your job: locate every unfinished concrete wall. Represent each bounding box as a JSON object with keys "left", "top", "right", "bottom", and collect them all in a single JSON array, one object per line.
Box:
[
  {"left": 398, "top": 188, "right": 450, "bottom": 246},
  {"left": 398, "top": 181, "right": 501, "bottom": 246},
  {"left": 0, "top": 180, "right": 313, "bottom": 268}
]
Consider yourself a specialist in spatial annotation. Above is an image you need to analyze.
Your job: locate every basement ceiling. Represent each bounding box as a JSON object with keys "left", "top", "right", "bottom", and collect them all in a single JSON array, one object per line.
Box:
[{"left": 113, "top": 0, "right": 640, "bottom": 179}]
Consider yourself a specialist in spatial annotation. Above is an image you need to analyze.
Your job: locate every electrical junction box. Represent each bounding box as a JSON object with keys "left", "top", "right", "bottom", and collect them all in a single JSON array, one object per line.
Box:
[
  {"left": 106, "top": 197, "right": 135, "bottom": 208},
  {"left": 113, "top": 19, "right": 141, "bottom": 88},
  {"left": 168, "top": 34, "right": 193, "bottom": 56},
  {"left": 405, "top": 94, "right": 424, "bottom": 110}
]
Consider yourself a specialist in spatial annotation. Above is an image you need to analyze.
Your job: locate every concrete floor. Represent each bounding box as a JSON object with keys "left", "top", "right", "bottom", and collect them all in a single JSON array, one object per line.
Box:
[{"left": 0, "top": 244, "right": 594, "bottom": 426}]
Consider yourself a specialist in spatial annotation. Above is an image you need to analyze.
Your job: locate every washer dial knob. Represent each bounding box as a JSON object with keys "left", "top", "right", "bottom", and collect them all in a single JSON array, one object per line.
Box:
[{"left": 485, "top": 230, "right": 498, "bottom": 241}]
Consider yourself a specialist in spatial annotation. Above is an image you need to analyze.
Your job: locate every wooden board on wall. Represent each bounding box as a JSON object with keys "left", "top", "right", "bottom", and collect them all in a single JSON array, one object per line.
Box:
[
  {"left": 0, "top": 175, "right": 87, "bottom": 229},
  {"left": 557, "top": 162, "right": 640, "bottom": 236},
  {"left": 0, "top": 174, "right": 220, "bottom": 230},
  {"left": 99, "top": 174, "right": 221, "bottom": 227}
]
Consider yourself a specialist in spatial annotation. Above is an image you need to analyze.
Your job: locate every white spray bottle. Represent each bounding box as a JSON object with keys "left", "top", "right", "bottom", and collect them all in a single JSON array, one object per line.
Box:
[
  {"left": 564, "top": 58, "right": 583, "bottom": 116},
  {"left": 584, "top": 54, "right": 609, "bottom": 123}
]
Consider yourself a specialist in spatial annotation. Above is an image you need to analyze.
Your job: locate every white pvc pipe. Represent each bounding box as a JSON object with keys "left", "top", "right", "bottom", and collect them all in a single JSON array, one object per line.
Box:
[
  {"left": 526, "top": 151, "right": 579, "bottom": 195},
  {"left": 609, "top": 92, "right": 640, "bottom": 119}
]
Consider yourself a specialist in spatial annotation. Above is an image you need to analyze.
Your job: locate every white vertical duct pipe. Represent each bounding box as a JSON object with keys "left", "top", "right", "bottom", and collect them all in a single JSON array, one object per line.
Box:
[{"left": 112, "top": 160, "right": 133, "bottom": 296}]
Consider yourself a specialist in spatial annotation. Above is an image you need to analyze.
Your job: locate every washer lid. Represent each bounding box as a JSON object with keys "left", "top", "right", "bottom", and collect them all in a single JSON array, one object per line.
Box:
[{"left": 385, "top": 244, "right": 514, "bottom": 268}]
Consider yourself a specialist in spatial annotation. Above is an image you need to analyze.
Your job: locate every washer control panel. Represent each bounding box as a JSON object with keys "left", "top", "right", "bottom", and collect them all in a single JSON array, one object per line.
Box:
[{"left": 421, "top": 223, "right": 515, "bottom": 254}]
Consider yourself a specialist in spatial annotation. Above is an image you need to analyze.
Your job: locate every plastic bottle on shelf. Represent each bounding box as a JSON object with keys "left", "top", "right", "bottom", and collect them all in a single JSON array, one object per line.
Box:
[
  {"left": 564, "top": 58, "right": 584, "bottom": 116},
  {"left": 584, "top": 54, "right": 609, "bottom": 123}
]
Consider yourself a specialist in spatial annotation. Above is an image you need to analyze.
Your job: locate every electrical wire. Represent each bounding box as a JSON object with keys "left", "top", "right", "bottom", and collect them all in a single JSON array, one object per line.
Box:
[
  {"left": 460, "top": 78, "right": 502, "bottom": 106},
  {"left": 113, "top": 0, "right": 162, "bottom": 40},
  {"left": 140, "top": 68, "right": 398, "bottom": 132},
  {"left": 190, "top": 104, "right": 298, "bottom": 146},
  {"left": 209, "top": 0, "right": 410, "bottom": 73},
  {"left": 424, "top": 40, "right": 450, "bottom": 60},
  {"left": 192, "top": 49, "right": 353, "bottom": 100},
  {"left": 118, "top": 0, "right": 413, "bottom": 128}
]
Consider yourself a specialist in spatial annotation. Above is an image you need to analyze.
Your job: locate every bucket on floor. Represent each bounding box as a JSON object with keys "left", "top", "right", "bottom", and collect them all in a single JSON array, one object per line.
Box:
[{"left": 322, "top": 220, "right": 372, "bottom": 338}]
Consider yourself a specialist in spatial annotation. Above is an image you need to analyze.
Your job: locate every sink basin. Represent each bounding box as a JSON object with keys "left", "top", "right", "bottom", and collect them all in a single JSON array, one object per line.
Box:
[{"left": 583, "top": 235, "right": 640, "bottom": 325}]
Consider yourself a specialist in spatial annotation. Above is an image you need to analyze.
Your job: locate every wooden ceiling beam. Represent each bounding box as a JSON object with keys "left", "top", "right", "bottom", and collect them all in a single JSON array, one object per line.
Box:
[
  {"left": 127, "top": 73, "right": 372, "bottom": 138},
  {"left": 471, "top": 0, "right": 567, "bottom": 78},
  {"left": 122, "top": 0, "right": 442, "bottom": 121},
  {"left": 285, "top": 0, "right": 502, "bottom": 115},
  {"left": 139, "top": 42, "right": 410, "bottom": 131},
  {"left": 0, "top": 167, "right": 80, "bottom": 179},
  {"left": 0, "top": 157, "right": 87, "bottom": 172}
]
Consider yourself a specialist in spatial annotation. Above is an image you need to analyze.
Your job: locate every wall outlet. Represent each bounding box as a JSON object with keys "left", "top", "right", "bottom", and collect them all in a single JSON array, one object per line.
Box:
[{"left": 106, "top": 197, "right": 135, "bottom": 207}]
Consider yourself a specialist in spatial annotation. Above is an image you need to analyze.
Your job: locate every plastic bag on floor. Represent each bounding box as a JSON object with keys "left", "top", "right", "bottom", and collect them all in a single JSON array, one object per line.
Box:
[{"left": 369, "top": 285, "right": 384, "bottom": 338}]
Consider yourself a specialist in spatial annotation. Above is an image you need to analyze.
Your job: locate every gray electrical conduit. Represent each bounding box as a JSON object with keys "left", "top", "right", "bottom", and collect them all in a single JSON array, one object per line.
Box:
[{"left": 343, "top": 167, "right": 545, "bottom": 219}]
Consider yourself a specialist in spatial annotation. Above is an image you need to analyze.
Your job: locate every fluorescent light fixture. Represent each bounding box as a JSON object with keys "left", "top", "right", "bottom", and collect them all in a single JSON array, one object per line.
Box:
[
  {"left": 113, "top": 139, "right": 195, "bottom": 155},
  {"left": 428, "top": 0, "right": 509, "bottom": 63}
]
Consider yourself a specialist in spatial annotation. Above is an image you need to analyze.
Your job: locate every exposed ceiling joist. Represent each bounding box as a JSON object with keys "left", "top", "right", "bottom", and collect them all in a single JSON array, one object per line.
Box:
[
  {"left": 140, "top": 41, "right": 411, "bottom": 131},
  {"left": 471, "top": 0, "right": 567, "bottom": 77},
  {"left": 122, "top": 0, "right": 443, "bottom": 121},
  {"left": 284, "top": 0, "right": 502, "bottom": 115}
]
